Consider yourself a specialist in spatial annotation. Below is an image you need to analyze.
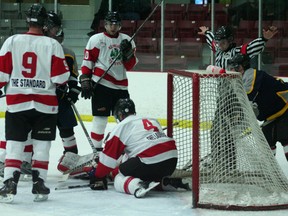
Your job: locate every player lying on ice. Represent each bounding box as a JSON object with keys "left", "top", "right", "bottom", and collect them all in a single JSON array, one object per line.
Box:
[{"left": 59, "top": 98, "right": 191, "bottom": 197}]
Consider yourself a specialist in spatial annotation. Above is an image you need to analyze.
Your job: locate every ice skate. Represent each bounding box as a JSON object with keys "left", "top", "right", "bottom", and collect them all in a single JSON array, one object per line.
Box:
[
  {"left": 0, "top": 171, "right": 20, "bottom": 203},
  {"left": 162, "top": 177, "right": 191, "bottom": 191},
  {"left": 32, "top": 170, "right": 50, "bottom": 202},
  {"left": 134, "top": 181, "right": 160, "bottom": 198}
]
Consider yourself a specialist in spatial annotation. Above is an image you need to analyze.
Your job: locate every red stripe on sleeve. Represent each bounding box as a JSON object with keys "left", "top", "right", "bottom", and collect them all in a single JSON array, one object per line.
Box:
[
  {"left": 0, "top": 52, "right": 13, "bottom": 75},
  {"left": 84, "top": 47, "right": 100, "bottom": 62},
  {"left": 95, "top": 162, "right": 114, "bottom": 178},
  {"left": 123, "top": 56, "right": 137, "bottom": 71},
  {"left": 51, "top": 55, "right": 69, "bottom": 78},
  {"left": 103, "top": 136, "right": 126, "bottom": 160}
]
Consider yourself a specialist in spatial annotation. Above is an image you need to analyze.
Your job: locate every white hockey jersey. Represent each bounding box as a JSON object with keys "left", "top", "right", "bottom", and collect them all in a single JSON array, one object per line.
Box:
[
  {"left": 81, "top": 32, "right": 138, "bottom": 90},
  {"left": 0, "top": 33, "right": 70, "bottom": 114},
  {"left": 95, "top": 115, "right": 178, "bottom": 178}
]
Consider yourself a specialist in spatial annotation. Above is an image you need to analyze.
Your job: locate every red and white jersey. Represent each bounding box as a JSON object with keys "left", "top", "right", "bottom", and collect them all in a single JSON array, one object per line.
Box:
[
  {"left": 81, "top": 32, "right": 138, "bottom": 90},
  {"left": 95, "top": 115, "right": 178, "bottom": 178},
  {"left": 0, "top": 33, "right": 70, "bottom": 114}
]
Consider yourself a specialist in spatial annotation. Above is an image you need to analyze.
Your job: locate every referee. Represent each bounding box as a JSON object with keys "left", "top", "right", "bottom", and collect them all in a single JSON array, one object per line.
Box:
[{"left": 198, "top": 25, "right": 278, "bottom": 69}]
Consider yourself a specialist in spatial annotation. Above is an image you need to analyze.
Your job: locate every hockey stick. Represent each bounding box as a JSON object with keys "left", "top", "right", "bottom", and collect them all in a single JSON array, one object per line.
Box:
[
  {"left": 55, "top": 184, "right": 90, "bottom": 191},
  {"left": 0, "top": 94, "right": 6, "bottom": 98},
  {"left": 55, "top": 181, "right": 114, "bottom": 191},
  {"left": 70, "top": 101, "right": 97, "bottom": 154},
  {"left": 162, "top": 122, "right": 179, "bottom": 131},
  {"left": 93, "top": 0, "right": 163, "bottom": 89}
]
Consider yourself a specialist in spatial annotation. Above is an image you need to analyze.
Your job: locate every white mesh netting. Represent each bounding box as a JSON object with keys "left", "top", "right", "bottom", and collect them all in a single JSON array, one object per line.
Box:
[{"left": 168, "top": 70, "right": 288, "bottom": 210}]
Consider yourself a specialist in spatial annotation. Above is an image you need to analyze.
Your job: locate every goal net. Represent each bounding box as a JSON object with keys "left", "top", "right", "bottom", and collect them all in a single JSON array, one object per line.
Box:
[{"left": 167, "top": 69, "right": 288, "bottom": 210}]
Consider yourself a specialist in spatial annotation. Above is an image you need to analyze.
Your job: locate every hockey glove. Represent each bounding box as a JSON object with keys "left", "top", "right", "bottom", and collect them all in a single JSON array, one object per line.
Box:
[
  {"left": 86, "top": 167, "right": 108, "bottom": 190},
  {"left": 56, "top": 84, "right": 68, "bottom": 100},
  {"left": 120, "top": 39, "right": 134, "bottom": 62},
  {"left": 80, "top": 74, "right": 93, "bottom": 99},
  {"left": 67, "top": 85, "right": 81, "bottom": 104}
]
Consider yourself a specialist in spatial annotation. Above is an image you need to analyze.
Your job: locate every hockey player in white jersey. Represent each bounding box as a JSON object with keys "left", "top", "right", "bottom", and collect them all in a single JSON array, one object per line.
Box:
[
  {"left": 0, "top": 3, "right": 70, "bottom": 203},
  {"left": 80, "top": 11, "right": 138, "bottom": 152},
  {"left": 84, "top": 98, "right": 180, "bottom": 198},
  {"left": 0, "top": 11, "right": 81, "bottom": 180}
]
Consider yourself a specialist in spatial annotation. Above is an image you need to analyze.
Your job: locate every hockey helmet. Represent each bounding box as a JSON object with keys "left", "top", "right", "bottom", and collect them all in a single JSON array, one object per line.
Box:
[
  {"left": 26, "top": 3, "right": 47, "bottom": 27},
  {"left": 44, "top": 11, "right": 63, "bottom": 37},
  {"left": 105, "top": 11, "right": 121, "bottom": 25},
  {"left": 214, "top": 26, "right": 234, "bottom": 42},
  {"left": 113, "top": 98, "right": 136, "bottom": 122},
  {"left": 227, "top": 53, "right": 251, "bottom": 71},
  {"left": 46, "top": 11, "right": 62, "bottom": 28}
]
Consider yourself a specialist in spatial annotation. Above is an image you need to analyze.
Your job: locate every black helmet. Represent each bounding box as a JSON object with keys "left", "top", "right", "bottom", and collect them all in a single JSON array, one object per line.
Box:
[
  {"left": 227, "top": 53, "right": 251, "bottom": 71},
  {"left": 214, "top": 26, "right": 234, "bottom": 42},
  {"left": 44, "top": 11, "right": 63, "bottom": 37},
  {"left": 105, "top": 11, "right": 121, "bottom": 25},
  {"left": 46, "top": 11, "right": 62, "bottom": 28},
  {"left": 26, "top": 3, "right": 47, "bottom": 26},
  {"left": 113, "top": 98, "right": 136, "bottom": 121}
]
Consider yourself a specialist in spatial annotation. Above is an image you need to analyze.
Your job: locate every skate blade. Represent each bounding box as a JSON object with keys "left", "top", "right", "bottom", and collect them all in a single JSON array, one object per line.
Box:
[
  {"left": 34, "top": 194, "right": 48, "bottom": 202},
  {"left": 134, "top": 182, "right": 160, "bottom": 198},
  {"left": 0, "top": 194, "right": 14, "bottom": 203}
]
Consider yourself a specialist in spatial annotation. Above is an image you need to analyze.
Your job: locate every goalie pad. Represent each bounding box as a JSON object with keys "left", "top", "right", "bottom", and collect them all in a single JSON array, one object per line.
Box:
[{"left": 57, "top": 152, "right": 98, "bottom": 175}]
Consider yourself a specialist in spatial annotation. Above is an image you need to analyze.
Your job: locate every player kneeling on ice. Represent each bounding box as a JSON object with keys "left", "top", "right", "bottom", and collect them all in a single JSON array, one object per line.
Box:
[{"left": 83, "top": 98, "right": 189, "bottom": 197}]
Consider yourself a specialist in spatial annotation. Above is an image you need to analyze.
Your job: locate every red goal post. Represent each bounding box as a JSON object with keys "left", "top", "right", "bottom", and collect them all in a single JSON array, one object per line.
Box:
[{"left": 167, "top": 69, "right": 288, "bottom": 210}]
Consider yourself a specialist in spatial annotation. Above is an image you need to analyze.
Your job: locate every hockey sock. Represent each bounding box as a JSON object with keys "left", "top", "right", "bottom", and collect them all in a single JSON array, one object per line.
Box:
[
  {"left": 0, "top": 141, "right": 7, "bottom": 163},
  {"left": 32, "top": 140, "right": 51, "bottom": 181},
  {"left": 91, "top": 116, "right": 108, "bottom": 149},
  {"left": 23, "top": 143, "right": 33, "bottom": 163},
  {"left": 62, "top": 135, "right": 78, "bottom": 154},
  {"left": 114, "top": 174, "right": 142, "bottom": 195}
]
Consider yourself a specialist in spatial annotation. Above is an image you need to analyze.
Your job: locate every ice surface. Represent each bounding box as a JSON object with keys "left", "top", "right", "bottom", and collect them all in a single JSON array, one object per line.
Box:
[{"left": 0, "top": 120, "right": 288, "bottom": 216}]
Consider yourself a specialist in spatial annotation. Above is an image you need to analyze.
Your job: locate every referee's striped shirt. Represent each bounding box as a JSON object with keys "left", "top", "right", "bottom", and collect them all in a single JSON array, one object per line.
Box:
[{"left": 205, "top": 31, "right": 267, "bottom": 69}]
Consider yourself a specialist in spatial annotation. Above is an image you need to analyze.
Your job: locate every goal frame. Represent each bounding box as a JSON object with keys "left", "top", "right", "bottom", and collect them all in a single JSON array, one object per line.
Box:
[{"left": 167, "top": 69, "right": 288, "bottom": 210}]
